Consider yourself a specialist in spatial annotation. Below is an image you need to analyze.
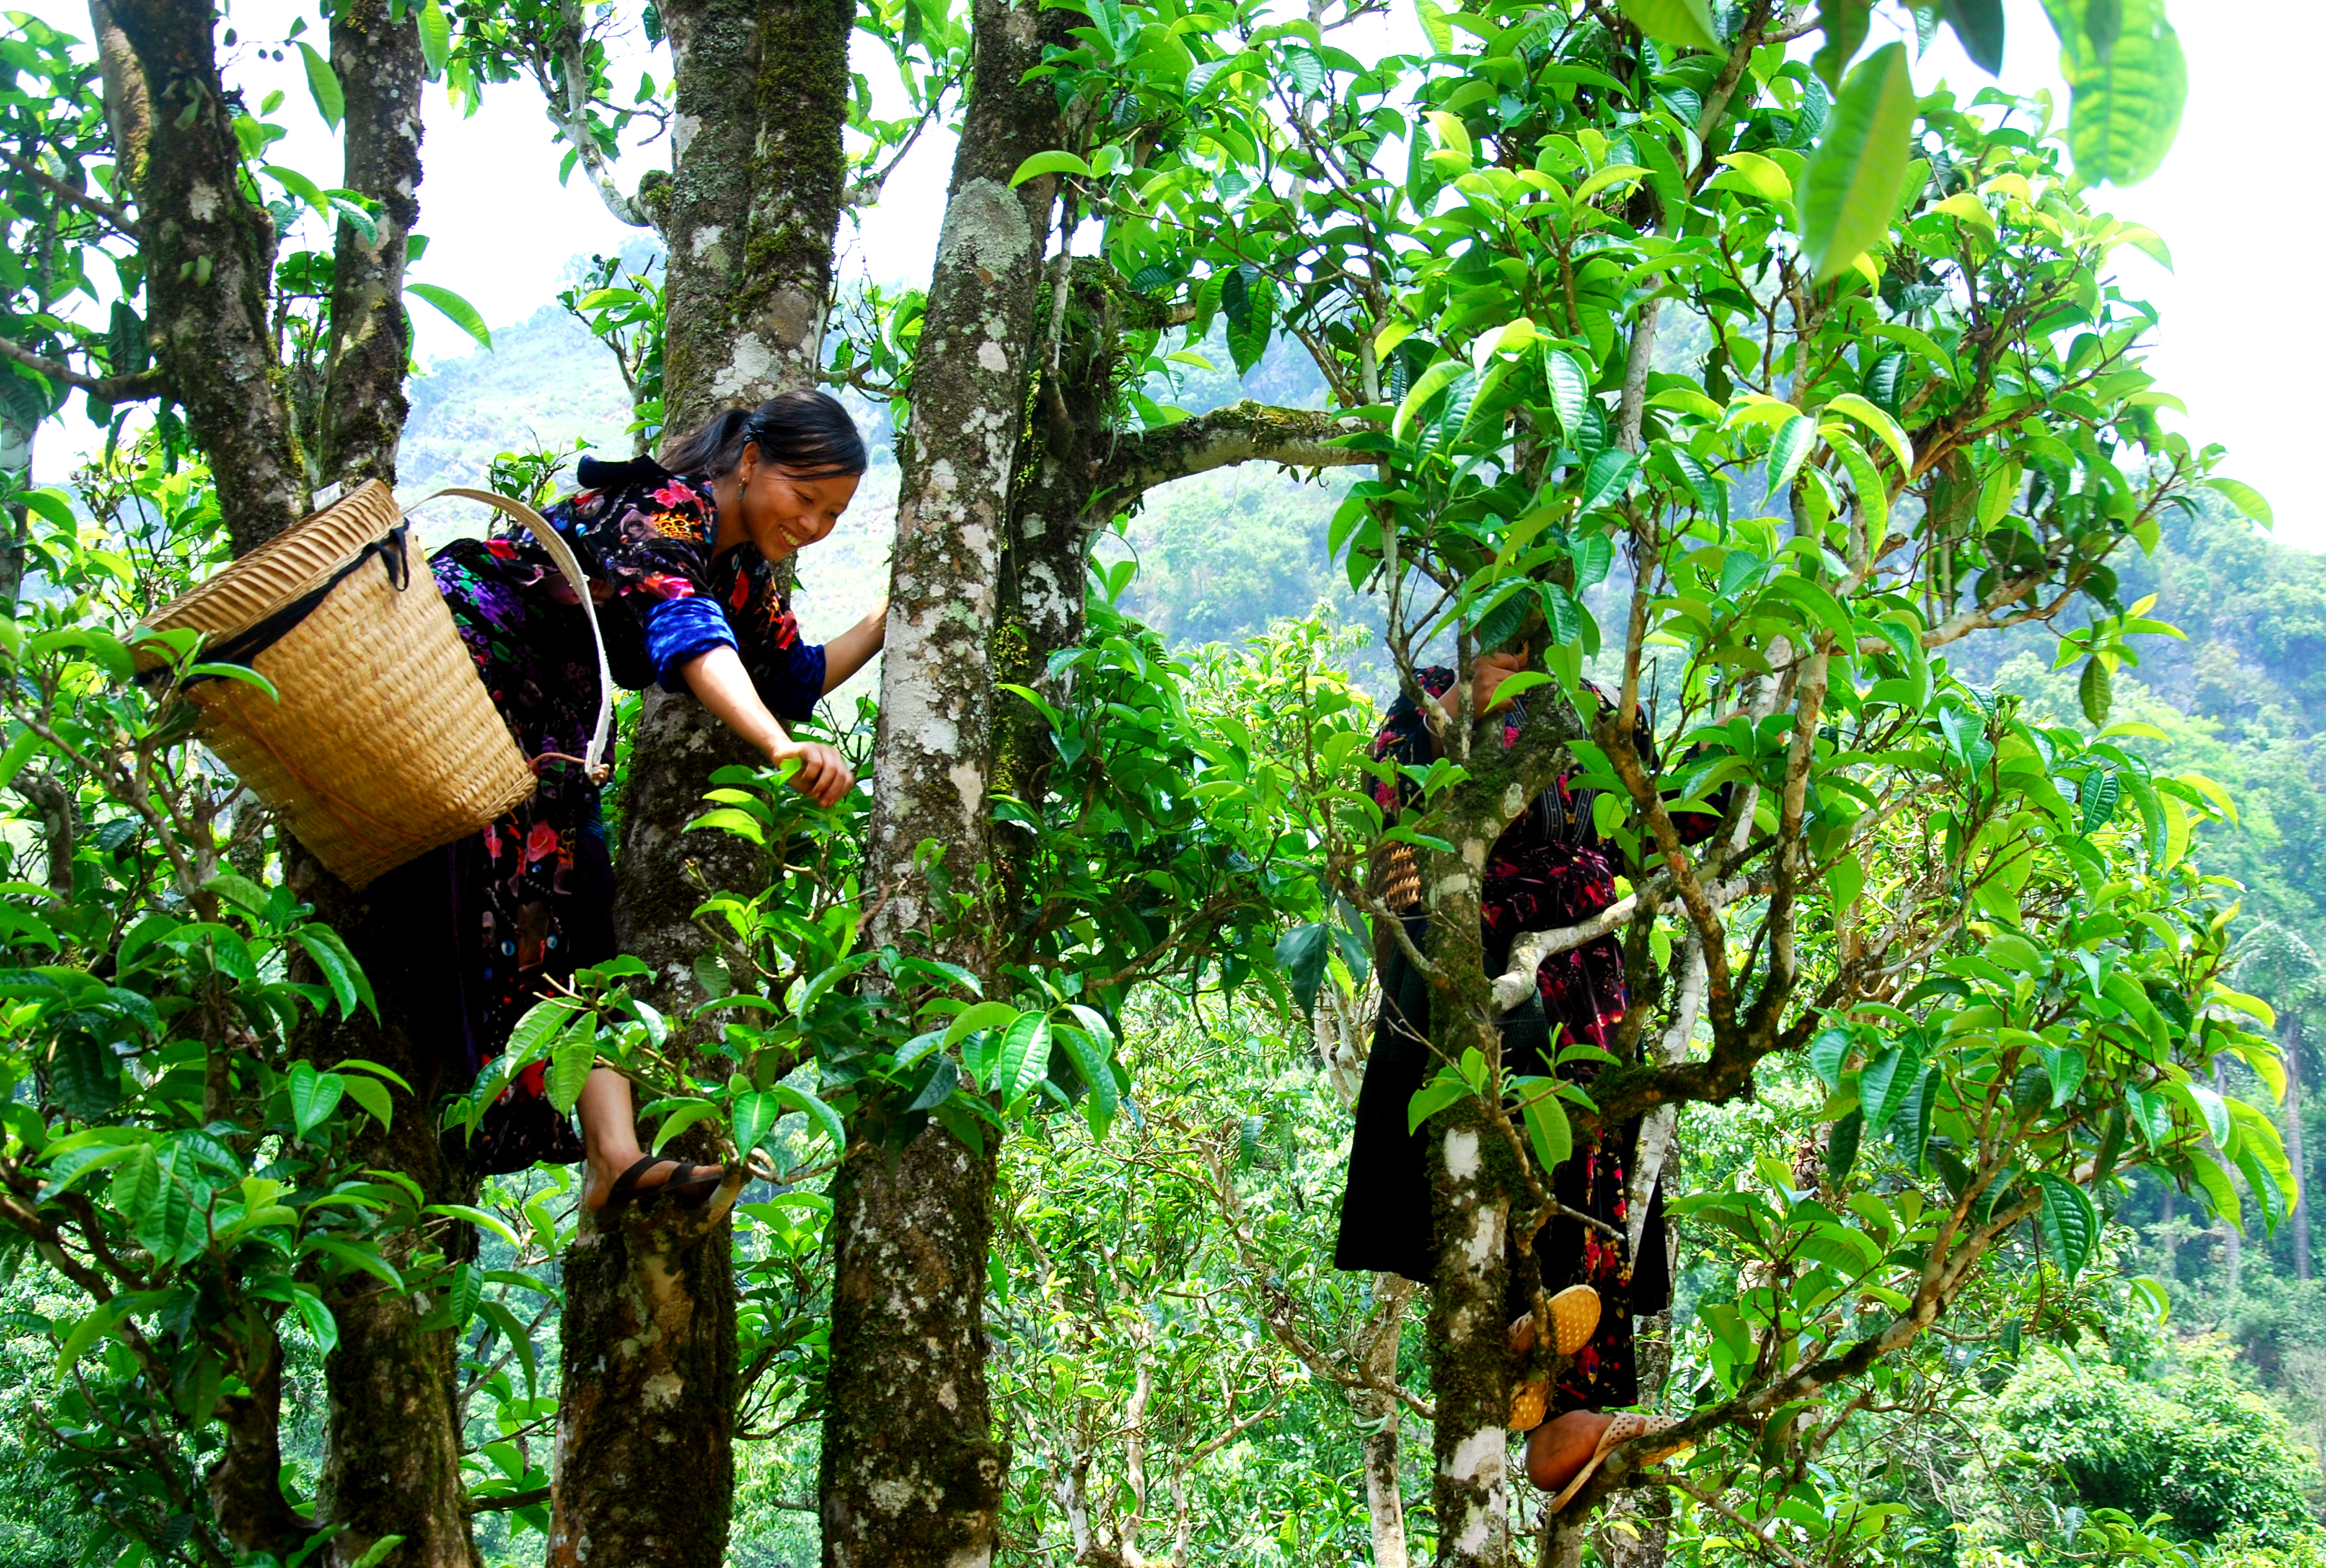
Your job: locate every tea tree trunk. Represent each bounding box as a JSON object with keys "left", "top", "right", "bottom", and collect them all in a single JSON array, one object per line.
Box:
[
  {"left": 556, "top": 3, "right": 849, "bottom": 1565},
  {"left": 822, "top": 2, "right": 1065, "bottom": 1560},
  {"left": 545, "top": 1202, "right": 740, "bottom": 1568},
  {"left": 107, "top": 0, "right": 306, "bottom": 550},
  {"left": 612, "top": 0, "right": 850, "bottom": 983}
]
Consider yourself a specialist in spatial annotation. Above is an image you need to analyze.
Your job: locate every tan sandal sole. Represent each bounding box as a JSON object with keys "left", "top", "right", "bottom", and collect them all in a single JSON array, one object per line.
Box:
[
  {"left": 1549, "top": 1283, "right": 1601, "bottom": 1356},
  {"left": 1509, "top": 1379, "right": 1549, "bottom": 1432}
]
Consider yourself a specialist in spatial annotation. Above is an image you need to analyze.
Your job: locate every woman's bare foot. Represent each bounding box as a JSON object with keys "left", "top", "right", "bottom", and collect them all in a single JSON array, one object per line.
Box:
[
  {"left": 576, "top": 1067, "right": 724, "bottom": 1212},
  {"left": 582, "top": 1153, "right": 726, "bottom": 1212},
  {"left": 1525, "top": 1410, "right": 1614, "bottom": 1492}
]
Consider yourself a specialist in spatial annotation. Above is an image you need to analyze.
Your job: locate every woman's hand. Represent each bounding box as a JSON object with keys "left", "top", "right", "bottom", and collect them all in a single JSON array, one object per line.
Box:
[
  {"left": 1472, "top": 649, "right": 1530, "bottom": 715},
  {"left": 1426, "top": 650, "right": 1534, "bottom": 735},
  {"left": 681, "top": 644, "right": 856, "bottom": 804},
  {"left": 770, "top": 735, "right": 854, "bottom": 806}
]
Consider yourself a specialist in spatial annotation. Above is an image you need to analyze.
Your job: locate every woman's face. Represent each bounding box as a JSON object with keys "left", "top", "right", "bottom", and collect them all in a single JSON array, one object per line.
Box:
[{"left": 730, "top": 444, "right": 861, "bottom": 560}]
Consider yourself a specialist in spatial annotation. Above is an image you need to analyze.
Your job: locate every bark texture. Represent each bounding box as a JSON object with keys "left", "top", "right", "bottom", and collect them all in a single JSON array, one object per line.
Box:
[
  {"left": 292, "top": 32, "right": 479, "bottom": 1552},
  {"left": 205, "top": 1348, "right": 303, "bottom": 1554},
  {"left": 87, "top": 1, "right": 150, "bottom": 188},
  {"left": 322, "top": 0, "right": 423, "bottom": 485},
  {"left": 1425, "top": 831, "right": 1517, "bottom": 1568},
  {"left": 821, "top": 6, "right": 1065, "bottom": 1562},
  {"left": 862, "top": 0, "right": 1062, "bottom": 960},
  {"left": 611, "top": 0, "right": 849, "bottom": 1012},
  {"left": 820, "top": 1129, "right": 1008, "bottom": 1565},
  {"left": 1356, "top": 1277, "right": 1415, "bottom": 1568},
  {"left": 546, "top": 1199, "right": 740, "bottom": 1568},
  {"left": 563, "top": 4, "right": 848, "bottom": 1563},
  {"left": 292, "top": 856, "right": 483, "bottom": 1568},
  {"left": 108, "top": 0, "right": 305, "bottom": 552}
]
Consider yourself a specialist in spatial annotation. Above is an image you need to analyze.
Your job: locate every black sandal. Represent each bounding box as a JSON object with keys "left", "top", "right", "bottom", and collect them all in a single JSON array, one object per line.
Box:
[
  {"left": 598, "top": 1156, "right": 728, "bottom": 1215},
  {"left": 666, "top": 1162, "right": 724, "bottom": 1208}
]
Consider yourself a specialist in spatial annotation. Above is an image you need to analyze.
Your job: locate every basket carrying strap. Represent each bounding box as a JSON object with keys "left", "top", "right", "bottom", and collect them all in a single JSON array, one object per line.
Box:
[{"left": 405, "top": 487, "right": 614, "bottom": 779}]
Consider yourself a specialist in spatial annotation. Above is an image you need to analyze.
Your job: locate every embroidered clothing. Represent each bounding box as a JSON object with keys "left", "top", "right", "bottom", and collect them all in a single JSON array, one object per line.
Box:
[
  {"left": 1333, "top": 666, "right": 1704, "bottom": 1417},
  {"left": 386, "top": 455, "right": 829, "bottom": 1173}
]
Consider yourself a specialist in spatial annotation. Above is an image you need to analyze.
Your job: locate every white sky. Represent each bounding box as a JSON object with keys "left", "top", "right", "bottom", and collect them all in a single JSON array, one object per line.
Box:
[{"left": 15, "top": 0, "right": 2316, "bottom": 545}]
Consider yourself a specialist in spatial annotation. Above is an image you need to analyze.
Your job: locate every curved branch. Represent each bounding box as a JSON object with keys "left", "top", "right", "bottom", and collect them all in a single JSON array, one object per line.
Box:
[
  {"left": 1488, "top": 871, "right": 1766, "bottom": 1012},
  {"left": 540, "top": 0, "right": 652, "bottom": 229},
  {"left": 0, "top": 146, "right": 139, "bottom": 235},
  {"left": 0, "top": 333, "right": 164, "bottom": 401},
  {"left": 1089, "top": 399, "right": 1372, "bottom": 514}
]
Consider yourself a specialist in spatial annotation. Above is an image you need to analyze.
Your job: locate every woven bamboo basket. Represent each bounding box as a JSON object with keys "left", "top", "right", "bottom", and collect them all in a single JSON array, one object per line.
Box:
[{"left": 140, "top": 481, "right": 605, "bottom": 888}]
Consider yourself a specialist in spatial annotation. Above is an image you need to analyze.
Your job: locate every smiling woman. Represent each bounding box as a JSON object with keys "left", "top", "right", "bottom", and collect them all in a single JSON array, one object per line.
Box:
[{"left": 382, "top": 389, "right": 886, "bottom": 1208}]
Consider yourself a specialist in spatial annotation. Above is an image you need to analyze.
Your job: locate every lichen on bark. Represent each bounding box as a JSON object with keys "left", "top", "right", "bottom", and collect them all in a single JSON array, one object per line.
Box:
[
  {"left": 320, "top": 0, "right": 422, "bottom": 486},
  {"left": 570, "top": 3, "right": 851, "bottom": 1563},
  {"left": 547, "top": 1198, "right": 739, "bottom": 1568}
]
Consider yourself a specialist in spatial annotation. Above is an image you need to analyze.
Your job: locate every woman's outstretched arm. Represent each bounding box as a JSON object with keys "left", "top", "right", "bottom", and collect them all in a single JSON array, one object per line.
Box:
[
  {"left": 820, "top": 598, "right": 887, "bottom": 693},
  {"left": 679, "top": 643, "right": 854, "bottom": 805}
]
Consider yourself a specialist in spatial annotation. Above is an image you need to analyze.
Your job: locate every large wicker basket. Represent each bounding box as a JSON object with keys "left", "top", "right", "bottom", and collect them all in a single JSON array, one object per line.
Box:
[{"left": 142, "top": 482, "right": 610, "bottom": 888}]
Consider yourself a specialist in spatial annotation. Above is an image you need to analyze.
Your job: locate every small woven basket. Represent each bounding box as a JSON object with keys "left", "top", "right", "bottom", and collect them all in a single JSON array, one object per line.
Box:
[
  {"left": 142, "top": 481, "right": 537, "bottom": 887},
  {"left": 1369, "top": 838, "right": 1422, "bottom": 913}
]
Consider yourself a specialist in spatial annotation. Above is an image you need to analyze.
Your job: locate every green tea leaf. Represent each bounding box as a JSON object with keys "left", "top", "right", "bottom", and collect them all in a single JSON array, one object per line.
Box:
[
  {"left": 1796, "top": 42, "right": 1916, "bottom": 282},
  {"left": 1857, "top": 1040, "right": 1922, "bottom": 1136},
  {"left": 295, "top": 41, "right": 343, "bottom": 130},
  {"left": 407, "top": 283, "right": 493, "bottom": 350},
  {"left": 990, "top": 1011, "right": 1053, "bottom": 1102},
  {"left": 1613, "top": 0, "right": 1722, "bottom": 51},
  {"left": 2036, "top": 1172, "right": 2097, "bottom": 1278},
  {"left": 288, "top": 1062, "right": 345, "bottom": 1136},
  {"left": 2041, "top": 0, "right": 2186, "bottom": 186},
  {"left": 1825, "top": 1107, "right": 1863, "bottom": 1183}
]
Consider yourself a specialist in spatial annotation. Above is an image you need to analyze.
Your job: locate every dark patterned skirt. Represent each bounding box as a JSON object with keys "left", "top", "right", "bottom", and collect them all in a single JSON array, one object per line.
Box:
[
  {"left": 380, "top": 541, "right": 628, "bottom": 1173},
  {"left": 1334, "top": 913, "right": 1671, "bottom": 1415}
]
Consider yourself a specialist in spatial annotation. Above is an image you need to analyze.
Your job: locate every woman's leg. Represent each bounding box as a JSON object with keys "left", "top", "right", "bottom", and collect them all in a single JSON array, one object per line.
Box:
[
  {"left": 577, "top": 1067, "right": 724, "bottom": 1210},
  {"left": 1524, "top": 1410, "right": 1613, "bottom": 1492}
]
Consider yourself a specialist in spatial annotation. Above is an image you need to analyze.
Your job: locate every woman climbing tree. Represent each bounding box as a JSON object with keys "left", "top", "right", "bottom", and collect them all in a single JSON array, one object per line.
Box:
[
  {"left": 383, "top": 389, "right": 883, "bottom": 1205},
  {"left": 1336, "top": 640, "right": 1714, "bottom": 1501}
]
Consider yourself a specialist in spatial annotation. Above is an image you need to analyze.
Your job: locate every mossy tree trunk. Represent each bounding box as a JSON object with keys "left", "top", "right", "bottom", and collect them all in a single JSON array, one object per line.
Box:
[
  {"left": 297, "top": 862, "right": 483, "bottom": 1568},
  {"left": 107, "top": 0, "right": 306, "bottom": 553},
  {"left": 1425, "top": 857, "right": 1517, "bottom": 1568},
  {"left": 546, "top": 1196, "right": 741, "bottom": 1568},
  {"left": 92, "top": 3, "right": 427, "bottom": 1558},
  {"left": 821, "top": 2, "right": 1067, "bottom": 1560},
  {"left": 319, "top": 0, "right": 422, "bottom": 488},
  {"left": 552, "top": 3, "right": 848, "bottom": 1566},
  {"left": 293, "top": 11, "right": 485, "bottom": 1562},
  {"left": 612, "top": 0, "right": 851, "bottom": 987}
]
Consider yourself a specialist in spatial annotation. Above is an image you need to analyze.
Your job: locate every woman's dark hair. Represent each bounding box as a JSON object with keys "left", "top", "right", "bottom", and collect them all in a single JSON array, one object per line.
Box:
[{"left": 658, "top": 389, "right": 868, "bottom": 480}]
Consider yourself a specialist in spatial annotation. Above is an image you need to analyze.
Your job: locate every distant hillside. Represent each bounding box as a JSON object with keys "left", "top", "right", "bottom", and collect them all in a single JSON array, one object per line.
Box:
[{"left": 398, "top": 307, "right": 636, "bottom": 506}]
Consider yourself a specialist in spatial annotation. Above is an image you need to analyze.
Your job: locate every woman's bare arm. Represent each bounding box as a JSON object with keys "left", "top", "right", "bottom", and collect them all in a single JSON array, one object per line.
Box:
[
  {"left": 679, "top": 643, "right": 854, "bottom": 805},
  {"left": 820, "top": 598, "right": 888, "bottom": 694}
]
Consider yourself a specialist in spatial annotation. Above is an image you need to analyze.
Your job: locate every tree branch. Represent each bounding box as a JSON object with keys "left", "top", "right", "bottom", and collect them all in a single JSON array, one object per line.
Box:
[
  {"left": 0, "top": 145, "right": 139, "bottom": 234},
  {"left": 1089, "top": 399, "right": 1371, "bottom": 513},
  {"left": 0, "top": 333, "right": 164, "bottom": 400},
  {"left": 541, "top": 0, "right": 652, "bottom": 228},
  {"left": 1488, "top": 871, "right": 1766, "bottom": 1012}
]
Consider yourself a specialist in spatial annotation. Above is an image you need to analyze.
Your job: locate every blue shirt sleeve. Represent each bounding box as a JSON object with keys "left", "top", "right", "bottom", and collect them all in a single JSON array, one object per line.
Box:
[
  {"left": 752, "top": 640, "right": 827, "bottom": 724},
  {"left": 642, "top": 595, "right": 739, "bottom": 691}
]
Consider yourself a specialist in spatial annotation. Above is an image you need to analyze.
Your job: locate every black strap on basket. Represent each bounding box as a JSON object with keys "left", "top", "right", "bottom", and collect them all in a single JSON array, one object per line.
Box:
[{"left": 159, "top": 520, "right": 413, "bottom": 691}]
